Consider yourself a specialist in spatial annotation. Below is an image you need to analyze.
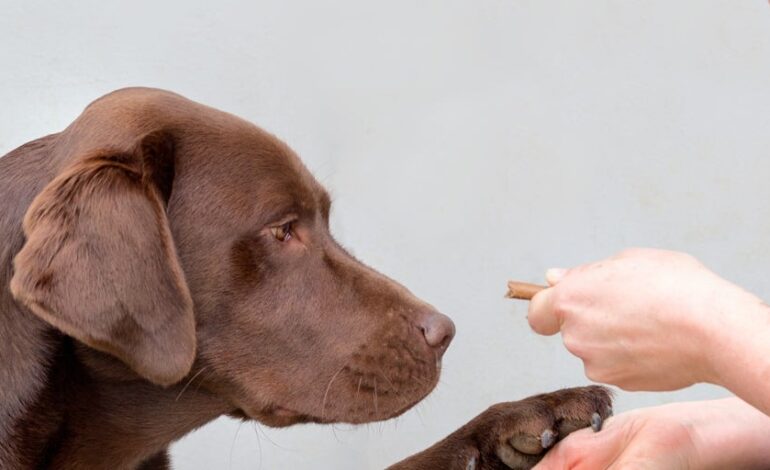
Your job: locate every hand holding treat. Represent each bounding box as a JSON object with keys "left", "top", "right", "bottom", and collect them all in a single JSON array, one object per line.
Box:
[{"left": 510, "top": 248, "right": 770, "bottom": 416}]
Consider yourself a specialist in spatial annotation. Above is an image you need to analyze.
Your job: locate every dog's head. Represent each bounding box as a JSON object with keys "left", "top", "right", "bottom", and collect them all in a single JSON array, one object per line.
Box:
[{"left": 10, "top": 88, "right": 454, "bottom": 427}]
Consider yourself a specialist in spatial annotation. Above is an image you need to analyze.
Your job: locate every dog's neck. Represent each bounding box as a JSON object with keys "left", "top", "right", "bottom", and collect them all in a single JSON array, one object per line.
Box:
[{"left": 13, "top": 338, "right": 233, "bottom": 469}]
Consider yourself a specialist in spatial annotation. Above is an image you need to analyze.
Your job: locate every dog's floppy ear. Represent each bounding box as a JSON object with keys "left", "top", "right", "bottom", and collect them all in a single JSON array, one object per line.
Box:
[{"left": 10, "top": 130, "right": 195, "bottom": 387}]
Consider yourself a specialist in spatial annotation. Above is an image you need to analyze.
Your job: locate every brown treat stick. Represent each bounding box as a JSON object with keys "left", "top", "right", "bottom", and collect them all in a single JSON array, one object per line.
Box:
[{"left": 506, "top": 281, "right": 547, "bottom": 300}]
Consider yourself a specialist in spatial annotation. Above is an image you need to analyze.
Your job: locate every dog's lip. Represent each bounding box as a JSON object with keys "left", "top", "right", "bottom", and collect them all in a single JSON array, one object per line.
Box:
[
  {"left": 269, "top": 405, "right": 334, "bottom": 424},
  {"left": 271, "top": 405, "right": 302, "bottom": 418},
  {"left": 236, "top": 403, "right": 330, "bottom": 427}
]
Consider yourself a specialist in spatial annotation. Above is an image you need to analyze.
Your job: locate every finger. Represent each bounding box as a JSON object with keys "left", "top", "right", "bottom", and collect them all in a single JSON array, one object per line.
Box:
[
  {"left": 545, "top": 268, "right": 568, "bottom": 286},
  {"left": 532, "top": 437, "right": 589, "bottom": 470},
  {"left": 533, "top": 422, "right": 624, "bottom": 470},
  {"left": 528, "top": 287, "right": 561, "bottom": 335}
]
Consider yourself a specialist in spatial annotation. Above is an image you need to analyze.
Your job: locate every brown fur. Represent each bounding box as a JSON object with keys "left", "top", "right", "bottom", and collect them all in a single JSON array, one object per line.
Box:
[{"left": 0, "top": 88, "right": 611, "bottom": 469}]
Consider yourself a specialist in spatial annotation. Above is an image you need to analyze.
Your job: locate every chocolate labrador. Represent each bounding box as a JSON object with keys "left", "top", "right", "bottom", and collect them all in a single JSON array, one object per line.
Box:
[{"left": 0, "top": 88, "right": 611, "bottom": 469}]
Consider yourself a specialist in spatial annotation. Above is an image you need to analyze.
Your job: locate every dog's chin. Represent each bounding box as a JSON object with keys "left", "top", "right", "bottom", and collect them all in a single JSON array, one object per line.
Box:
[
  {"left": 228, "top": 355, "right": 443, "bottom": 428},
  {"left": 234, "top": 375, "right": 440, "bottom": 428}
]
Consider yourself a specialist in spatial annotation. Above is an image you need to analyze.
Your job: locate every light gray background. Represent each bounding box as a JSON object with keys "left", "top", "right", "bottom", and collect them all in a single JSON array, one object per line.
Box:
[{"left": 2, "top": 1, "right": 770, "bottom": 468}]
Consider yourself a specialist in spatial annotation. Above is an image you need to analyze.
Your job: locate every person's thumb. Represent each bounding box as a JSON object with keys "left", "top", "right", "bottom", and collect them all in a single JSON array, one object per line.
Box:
[
  {"left": 545, "top": 268, "right": 568, "bottom": 286},
  {"left": 528, "top": 287, "right": 561, "bottom": 335}
]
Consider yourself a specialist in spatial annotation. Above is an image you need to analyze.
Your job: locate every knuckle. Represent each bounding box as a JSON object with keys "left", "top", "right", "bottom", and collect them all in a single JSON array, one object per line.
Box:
[
  {"left": 561, "top": 333, "right": 582, "bottom": 356},
  {"left": 616, "top": 380, "right": 640, "bottom": 391},
  {"left": 550, "top": 289, "right": 571, "bottom": 319},
  {"left": 583, "top": 364, "right": 605, "bottom": 383},
  {"left": 550, "top": 286, "right": 565, "bottom": 307}
]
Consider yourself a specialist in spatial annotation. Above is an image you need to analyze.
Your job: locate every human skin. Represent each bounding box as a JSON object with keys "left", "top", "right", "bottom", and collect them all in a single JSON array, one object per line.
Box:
[
  {"left": 532, "top": 397, "right": 770, "bottom": 469},
  {"left": 526, "top": 248, "right": 770, "bottom": 417}
]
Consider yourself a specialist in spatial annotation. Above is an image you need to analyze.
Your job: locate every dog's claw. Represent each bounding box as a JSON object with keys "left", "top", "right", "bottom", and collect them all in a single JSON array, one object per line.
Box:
[
  {"left": 591, "top": 412, "right": 603, "bottom": 432},
  {"left": 540, "top": 428, "right": 557, "bottom": 449}
]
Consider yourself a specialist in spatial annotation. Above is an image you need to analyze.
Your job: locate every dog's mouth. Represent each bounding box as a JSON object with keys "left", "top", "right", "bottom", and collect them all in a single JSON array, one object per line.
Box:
[
  {"left": 232, "top": 361, "right": 442, "bottom": 428},
  {"left": 236, "top": 388, "right": 436, "bottom": 428},
  {"left": 232, "top": 405, "right": 330, "bottom": 427}
]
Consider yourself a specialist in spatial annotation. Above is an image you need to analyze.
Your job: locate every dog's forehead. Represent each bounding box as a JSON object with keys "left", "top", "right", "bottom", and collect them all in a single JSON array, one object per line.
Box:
[
  {"left": 241, "top": 130, "right": 324, "bottom": 200},
  {"left": 183, "top": 125, "right": 329, "bottom": 224}
]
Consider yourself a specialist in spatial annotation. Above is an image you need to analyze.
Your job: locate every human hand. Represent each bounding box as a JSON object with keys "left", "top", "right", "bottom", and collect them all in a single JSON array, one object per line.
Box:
[
  {"left": 527, "top": 248, "right": 765, "bottom": 391},
  {"left": 533, "top": 398, "right": 770, "bottom": 470}
]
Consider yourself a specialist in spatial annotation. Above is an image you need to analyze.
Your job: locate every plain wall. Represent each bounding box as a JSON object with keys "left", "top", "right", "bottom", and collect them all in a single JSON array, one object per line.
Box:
[{"left": 2, "top": 1, "right": 770, "bottom": 468}]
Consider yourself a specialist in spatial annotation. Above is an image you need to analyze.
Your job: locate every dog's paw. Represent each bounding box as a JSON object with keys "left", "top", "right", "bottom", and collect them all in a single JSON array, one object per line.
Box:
[{"left": 468, "top": 386, "right": 613, "bottom": 470}]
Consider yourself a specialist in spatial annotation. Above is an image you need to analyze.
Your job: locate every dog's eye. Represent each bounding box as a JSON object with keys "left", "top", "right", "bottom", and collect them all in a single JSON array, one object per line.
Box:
[{"left": 270, "top": 221, "right": 294, "bottom": 242}]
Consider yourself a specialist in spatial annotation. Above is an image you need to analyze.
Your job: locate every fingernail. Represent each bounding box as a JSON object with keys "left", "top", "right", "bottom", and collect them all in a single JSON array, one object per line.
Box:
[{"left": 545, "top": 268, "right": 567, "bottom": 285}]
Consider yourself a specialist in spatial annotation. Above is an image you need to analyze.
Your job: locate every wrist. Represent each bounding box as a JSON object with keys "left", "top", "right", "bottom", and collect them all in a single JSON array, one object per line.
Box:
[
  {"left": 688, "top": 398, "right": 770, "bottom": 469},
  {"left": 703, "top": 291, "right": 770, "bottom": 412}
]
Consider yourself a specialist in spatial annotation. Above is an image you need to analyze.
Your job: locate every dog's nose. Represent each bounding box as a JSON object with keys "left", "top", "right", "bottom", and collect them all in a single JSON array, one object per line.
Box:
[{"left": 417, "top": 308, "right": 455, "bottom": 353}]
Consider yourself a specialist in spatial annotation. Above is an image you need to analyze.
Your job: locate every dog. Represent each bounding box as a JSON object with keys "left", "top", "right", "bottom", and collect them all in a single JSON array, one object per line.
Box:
[{"left": 0, "top": 88, "right": 611, "bottom": 469}]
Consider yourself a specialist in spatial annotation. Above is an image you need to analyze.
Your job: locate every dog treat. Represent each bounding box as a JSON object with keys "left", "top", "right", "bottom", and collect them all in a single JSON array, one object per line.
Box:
[{"left": 505, "top": 281, "right": 546, "bottom": 300}]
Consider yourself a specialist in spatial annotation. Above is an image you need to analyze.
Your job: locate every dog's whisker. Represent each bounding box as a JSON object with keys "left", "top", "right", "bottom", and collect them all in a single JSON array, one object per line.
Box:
[
  {"left": 250, "top": 422, "right": 264, "bottom": 470},
  {"left": 402, "top": 372, "right": 432, "bottom": 389},
  {"left": 228, "top": 420, "right": 244, "bottom": 470},
  {"left": 354, "top": 376, "right": 363, "bottom": 409},
  {"left": 330, "top": 422, "right": 342, "bottom": 444},
  {"left": 413, "top": 401, "right": 426, "bottom": 427},
  {"left": 175, "top": 366, "right": 209, "bottom": 402},
  {"left": 373, "top": 377, "right": 379, "bottom": 417},
  {"left": 375, "top": 368, "right": 397, "bottom": 391},
  {"left": 375, "top": 369, "right": 412, "bottom": 411},
  {"left": 320, "top": 363, "right": 347, "bottom": 421},
  {"left": 253, "top": 422, "right": 294, "bottom": 452}
]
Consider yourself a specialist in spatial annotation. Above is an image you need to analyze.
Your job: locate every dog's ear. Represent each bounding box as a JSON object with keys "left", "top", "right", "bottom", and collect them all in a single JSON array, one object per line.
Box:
[{"left": 10, "top": 130, "right": 195, "bottom": 387}]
